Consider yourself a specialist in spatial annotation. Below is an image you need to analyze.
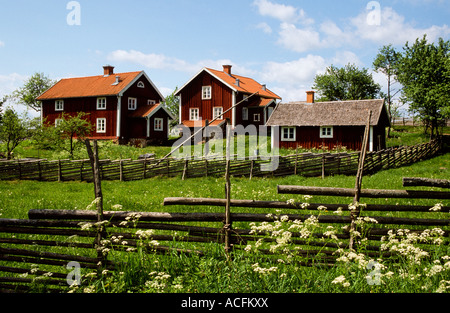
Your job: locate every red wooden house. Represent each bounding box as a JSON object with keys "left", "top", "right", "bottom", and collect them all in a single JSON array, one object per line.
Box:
[
  {"left": 37, "top": 65, "right": 174, "bottom": 146},
  {"left": 266, "top": 91, "right": 391, "bottom": 152},
  {"left": 175, "top": 65, "right": 281, "bottom": 134}
]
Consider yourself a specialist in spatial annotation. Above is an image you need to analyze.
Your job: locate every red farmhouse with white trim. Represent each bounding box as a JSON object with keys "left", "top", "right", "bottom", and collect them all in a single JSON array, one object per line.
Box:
[
  {"left": 37, "top": 65, "right": 174, "bottom": 145},
  {"left": 175, "top": 65, "right": 281, "bottom": 132}
]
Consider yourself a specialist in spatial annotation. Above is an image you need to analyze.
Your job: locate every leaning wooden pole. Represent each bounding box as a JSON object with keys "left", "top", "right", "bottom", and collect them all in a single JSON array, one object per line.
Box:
[
  {"left": 84, "top": 139, "right": 106, "bottom": 271},
  {"left": 224, "top": 121, "right": 232, "bottom": 259},
  {"left": 349, "top": 111, "right": 371, "bottom": 250}
]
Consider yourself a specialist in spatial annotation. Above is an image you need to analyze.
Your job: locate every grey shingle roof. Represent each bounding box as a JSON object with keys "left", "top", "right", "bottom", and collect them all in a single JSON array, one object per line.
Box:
[{"left": 266, "top": 99, "right": 389, "bottom": 127}]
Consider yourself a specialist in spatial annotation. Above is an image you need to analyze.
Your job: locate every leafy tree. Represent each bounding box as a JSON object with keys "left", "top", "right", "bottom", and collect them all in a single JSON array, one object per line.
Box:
[
  {"left": 0, "top": 108, "right": 36, "bottom": 159},
  {"left": 313, "top": 63, "right": 382, "bottom": 101},
  {"left": 164, "top": 87, "right": 179, "bottom": 127},
  {"left": 57, "top": 112, "right": 94, "bottom": 158},
  {"left": 396, "top": 35, "right": 450, "bottom": 138},
  {"left": 12, "top": 72, "right": 56, "bottom": 112},
  {"left": 373, "top": 44, "right": 402, "bottom": 137}
]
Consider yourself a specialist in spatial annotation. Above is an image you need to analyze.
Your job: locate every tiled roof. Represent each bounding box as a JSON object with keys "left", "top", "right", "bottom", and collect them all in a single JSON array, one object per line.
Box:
[
  {"left": 205, "top": 68, "right": 281, "bottom": 99},
  {"left": 37, "top": 71, "right": 143, "bottom": 100},
  {"left": 182, "top": 120, "right": 226, "bottom": 128}
]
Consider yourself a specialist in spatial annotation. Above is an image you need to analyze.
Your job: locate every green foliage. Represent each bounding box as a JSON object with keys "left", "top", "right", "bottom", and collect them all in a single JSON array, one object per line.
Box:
[
  {"left": 313, "top": 63, "right": 382, "bottom": 101},
  {"left": 57, "top": 112, "right": 94, "bottom": 158},
  {"left": 164, "top": 87, "right": 179, "bottom": 127},
  {"left": 12, "top": 72, "right": 56, "bottom": 112},
  {"left": 396, "top": 36, "right": 450, "bottom": 137},
  {"left": 0, "top": 108, "right": 36, "bottom": 159}
]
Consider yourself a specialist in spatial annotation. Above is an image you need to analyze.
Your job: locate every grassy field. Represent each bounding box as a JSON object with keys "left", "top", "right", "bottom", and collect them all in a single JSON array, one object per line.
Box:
[
  {"left": 0, "top": 148, "right": 448, "bottom": 293},
  {"left": 0, "top": 125, "right": 449, "bottom": 293}
]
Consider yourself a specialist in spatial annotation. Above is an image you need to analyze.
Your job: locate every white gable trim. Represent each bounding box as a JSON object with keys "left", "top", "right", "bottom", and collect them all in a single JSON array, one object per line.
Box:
[
  {"left": 118, "top": 71, "right": 166, "bottom": 102},
  {"left": 175, "top": 68, "right": 238, "bottom": 96}
]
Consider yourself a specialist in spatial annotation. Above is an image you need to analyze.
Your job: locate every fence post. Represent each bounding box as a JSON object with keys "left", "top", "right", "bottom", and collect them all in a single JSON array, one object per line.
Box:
[
  {"left": 224, "top": 121, "right": 232, "bottom": 259},
  {"left": 120, "top": 159, "right": 124, "bottom": 182},
  {"left": 182, "top": 159, "right": 188, "bottom": 181},
  {"left": 84, "top": 140, "right": 106, "bottom": 273},
  {"left": 349, "top": 111, "right": 371, "bottom": 250}
]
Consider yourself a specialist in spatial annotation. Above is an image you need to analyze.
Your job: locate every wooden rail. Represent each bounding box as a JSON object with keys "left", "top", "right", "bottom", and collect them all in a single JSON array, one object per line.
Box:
[{"left": 0, "top": 140, "right": 442, "bottom": 182}]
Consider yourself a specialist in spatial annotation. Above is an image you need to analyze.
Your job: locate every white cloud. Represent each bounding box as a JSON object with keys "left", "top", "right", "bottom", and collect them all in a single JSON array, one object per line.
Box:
[
  {"left": 252, "top": 0, "right": 309, "bottom": 24},
  {"left": 255, "top": 22, "right": 273, "bottom": 34},
  {"left": 107, "top": 50, "right": 195, "bottom": 72},
  {"left": 0, "top": 41, "right": 5, "bottom": 47},
  {"left": 277, "top": 23, "right": 323, "bottom": 52},
  {"left": 351, "top": 7, "right": 450, "bottom": 45}
]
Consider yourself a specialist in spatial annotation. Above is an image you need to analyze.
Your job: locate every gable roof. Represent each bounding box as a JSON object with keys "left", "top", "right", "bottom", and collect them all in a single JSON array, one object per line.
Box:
[
  {"left": 129, "top": 103, "right": 176, "bottom": 120},
  {"left": 175, "top": 67, "right": 281, "bottom": 100},
  {"left": 266, "top": 99, "right": 390, "bottom": 127},
  {"left": 37, "top": 71, "right": 165, "bottom": 101}
]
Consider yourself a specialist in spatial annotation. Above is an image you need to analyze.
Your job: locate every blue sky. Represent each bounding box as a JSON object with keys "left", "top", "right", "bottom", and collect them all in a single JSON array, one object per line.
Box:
[{"left": 1, "top": 0, "right": 449, "bottom": 117}]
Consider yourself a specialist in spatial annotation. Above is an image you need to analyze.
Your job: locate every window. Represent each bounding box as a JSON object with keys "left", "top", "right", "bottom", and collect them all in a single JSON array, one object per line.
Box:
[
  {"left": 242, "top": 107, "right": 248, "bottom": 121},
  {"left": 137, "top": 81, "right": 145, "bottom": 88},
  {"left": 55, "top": 119, "right": 63, "bottom": 127},
  {"left": 128, "top": 97, "right": 137, "bottom": 110},
  {"left": 97, "top": 97, "right": 106, "bottom": 110},
  {"left": 320, "top": 126, "right": 333, "bottom": 138},
  {"left": 55, "top": 100, "right": 64, "bottom": 111},
  {"left": 253, "top": 114, "right": 261, "bottom": 122},
  {"left": 213, "top": 107, "right": 223, "bottom": 119},
  {"left": 154, "top": 118, "right": 163, "bottom": 131},
  {"left": 148, "top": 100, "right": 156, "bottom": 105},
  {"left": 190, "top": 108, "right": 199, "bottom": 121},
  {"left": 96, "top": 118, "right": 106, "bottom": 133},
  {"left": 202, "top": 86, "right": 211, "bottom": 100},
  {"left": 281, "top": 127, "right": 296, "bottom": 142}
]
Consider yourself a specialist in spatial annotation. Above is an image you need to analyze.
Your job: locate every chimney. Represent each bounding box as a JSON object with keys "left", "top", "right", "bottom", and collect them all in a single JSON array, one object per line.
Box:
[
  {"left": 103, "top": 65, "right": 114, "bottom": 77},
  {"left": 262, "top": 84, "right": 267, "bottom": 91},
  {"left": 306, "top": 91, "right": 315, "bottom": 104},
  {"left": 235, "top": 78, "right": 240, "bottom": 87},
  {"left": 223, "top": 65, "right": 232, "bottom": 76},
  {"left": 112, "top": 75, "right": 120, "bottom": 86}
]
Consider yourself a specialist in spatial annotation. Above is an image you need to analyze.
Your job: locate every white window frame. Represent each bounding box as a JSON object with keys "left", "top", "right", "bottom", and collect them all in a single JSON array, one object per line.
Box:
[
  {"left": 55, "top": 100, "right": 64, "bottom": 111},
  {"left": 97, "top": 97, "right": 107, "bottom": 110},
  {"left": 202, "top": 86, "right": 212, "bottom": 100},
  {"left": 281, "top": 127, "right": 296, "bottom": 142},
  {"left": 55, "top": 119, "right": 63, "bottom": 127},
  {"left": 148, "top": 100, "right": 156, "bottom": 105},
  {"left": 253, "top": 113, "right": 261, "bottom": 122},
  {"left": 242, "top": 107, "right": 248, "bottom": 121},
  {"left": 213, "top": 107, "right": 223, "bottom": 120},
  {"left": 128, "top": 97, "right": 137, "bottom": 110},
  {"left": 190, "top": 108, "right": 199, "bottom": 121},
  {"left": 154, "top": 118, "right": 163, "bottom": 131},
  {"left": 96, "top": 118, "right": 106, "bottom": 133},
  {"left": 320, "top": 126, "right": 334, "bottom": 139},
  {"left": 137, "top": 81, "right": 145, "bottom": 88}
]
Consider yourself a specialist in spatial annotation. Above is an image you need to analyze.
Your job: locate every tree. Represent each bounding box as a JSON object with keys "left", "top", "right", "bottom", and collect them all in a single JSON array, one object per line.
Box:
[
  {"left": 57, "top": 112, "right": 94, "bottom": 158},
  {"left": 0, "top": 108, "right": 35, "bottom": 159},
  {"left": 373, "top": 44, "right": 402, "bottom": 137},
  {"left": 164, "top": 87, "right": 179, "bottom": 127},
  {"left": 13, "top": 72, "right": 56, "bottom": 112},
  {"left": 313, "top": 63, "right": 382, "bottom": 102},
  {"left": 396, "top": 35, "right": 450, "bottom": 138}
]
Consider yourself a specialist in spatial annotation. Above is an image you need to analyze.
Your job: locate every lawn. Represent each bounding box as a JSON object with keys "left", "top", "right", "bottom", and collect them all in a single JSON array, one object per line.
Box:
[{"left": 0, "top": 126, "right": 449, "bottom": 294}]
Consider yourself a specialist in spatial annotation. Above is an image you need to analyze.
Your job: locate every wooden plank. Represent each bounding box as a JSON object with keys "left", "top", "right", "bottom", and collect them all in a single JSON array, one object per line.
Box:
[
  {"left": 277, "top": 185, "right": 450, "bottom": 199},
  {"left": 403, "top": 177, "right": 450, "bottom": 189}
]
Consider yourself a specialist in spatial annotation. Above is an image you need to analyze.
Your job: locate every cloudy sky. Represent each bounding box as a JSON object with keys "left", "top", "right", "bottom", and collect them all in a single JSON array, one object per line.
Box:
[{"left": 1, "top": 0, "right": 449, "bottom": 117}]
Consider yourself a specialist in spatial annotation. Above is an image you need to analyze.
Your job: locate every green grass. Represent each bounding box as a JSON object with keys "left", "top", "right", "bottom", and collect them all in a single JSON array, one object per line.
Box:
[{"left": 0, "top": 130, "right": 449, "bottom": 294}]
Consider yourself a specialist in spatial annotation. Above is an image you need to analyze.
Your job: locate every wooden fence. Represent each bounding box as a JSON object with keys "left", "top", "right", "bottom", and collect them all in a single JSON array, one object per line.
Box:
[
  {"left": 0, "top": 177, "right": 448, "bottom": 292},
  {"left": 0, "top": 140, "right": 442, "bottom": 182}
]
